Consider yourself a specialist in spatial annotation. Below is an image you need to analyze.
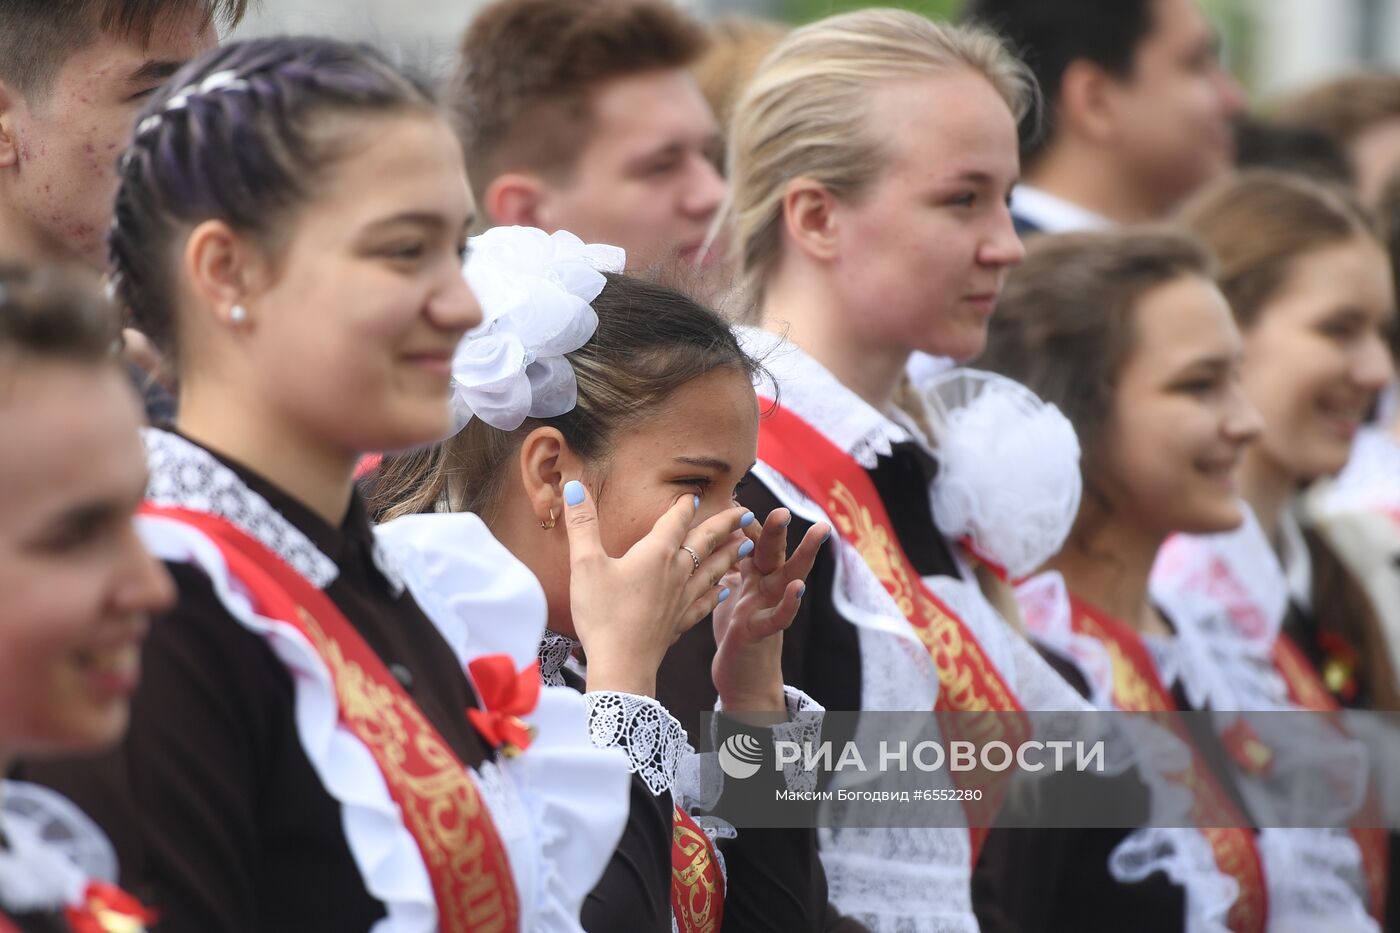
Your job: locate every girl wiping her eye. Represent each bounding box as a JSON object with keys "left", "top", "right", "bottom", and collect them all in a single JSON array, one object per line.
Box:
[{"left": 370, "top": 226, "right": 838, "bottom": 933}]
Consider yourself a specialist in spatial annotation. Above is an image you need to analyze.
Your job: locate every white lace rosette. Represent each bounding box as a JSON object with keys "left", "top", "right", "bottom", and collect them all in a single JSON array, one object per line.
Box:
[
  {"left": 737, "top": 330, "right": 1096, "bottom": 931},
  {"left": 0, "top": 782, "right": 116, "bottom": 916},
  {"left": 920, "top": 369, "right": 1082, "bottom": 580},
  {"left": 452, "top": 226, "right": 625, "bottom": 431}
]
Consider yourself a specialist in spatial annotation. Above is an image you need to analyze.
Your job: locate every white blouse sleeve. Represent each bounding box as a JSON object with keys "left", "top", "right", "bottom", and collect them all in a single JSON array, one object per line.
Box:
[{"left": 375, "top": 511, "right": 632, "bottom": 933}]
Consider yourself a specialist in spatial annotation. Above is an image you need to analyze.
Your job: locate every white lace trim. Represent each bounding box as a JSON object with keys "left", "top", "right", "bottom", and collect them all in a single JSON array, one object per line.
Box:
[
  {"left": 1017, "top": 573, "right": 1239, "bottom": 932},
  {"left": 1017, "top": 572, "right": 1116, "bottom": 709},
  {"left": 679, "top": 685, "right": 829, "bottom": 812},
  {"left": 1149, "top": 505, "right": 1378, "bottom": 928},
  {"left": 141, "top": 428, "right": 404, "bottom": 595},
  {"left": 819, "top": 834, "right": 977, "bottom": 933},
  {"left": 773, "top": 686, "right": 826, "bottom": 794},
  {"left": 584, "top": 692, "right": 688, "bottom": 796},
  {"left": 139, "top": 515, "right": 439, "bottom": 932},
  {"left": 739, "top": 327, "right": 913, "bottom": 469},
  {"left": 538, "top": 630, "right": 578, "bottom": 687},
  {"left": 1152, "top": 505, "right": 1287, "bottom": 649},
  {"left": 1109, "top": 828, "right": 1237, "bottom": 933},
  {"left": 744, "top": 345, "right": 1094, "bottom": 930},
  {"left": 1257, "top": 829, "right": 1379, "bottom": 932}
]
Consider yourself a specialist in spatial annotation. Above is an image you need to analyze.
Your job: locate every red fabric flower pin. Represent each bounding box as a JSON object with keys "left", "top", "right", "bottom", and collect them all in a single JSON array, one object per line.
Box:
[{"left": 467, "top": 655, "right": 542, "bottom": 757}]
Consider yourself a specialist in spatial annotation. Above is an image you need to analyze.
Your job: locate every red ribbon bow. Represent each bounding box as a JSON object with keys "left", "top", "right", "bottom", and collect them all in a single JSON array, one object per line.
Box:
[
  {"left": 466, "top": 655, "right": 541, "bottom": 756},
  {"left": 65, "top": 881, "right": 158, "bottom": 933}
]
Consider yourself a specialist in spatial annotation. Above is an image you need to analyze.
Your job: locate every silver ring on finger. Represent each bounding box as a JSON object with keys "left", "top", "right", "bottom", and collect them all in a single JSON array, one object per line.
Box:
[{"left": 680, "top": 545, "right": 701, "bottom": 577}]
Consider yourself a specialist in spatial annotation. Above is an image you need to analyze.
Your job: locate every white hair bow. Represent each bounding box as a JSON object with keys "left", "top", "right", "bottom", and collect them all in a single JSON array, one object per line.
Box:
[{"left": 451, "top": 226, "right": 625, "bottom": 432}]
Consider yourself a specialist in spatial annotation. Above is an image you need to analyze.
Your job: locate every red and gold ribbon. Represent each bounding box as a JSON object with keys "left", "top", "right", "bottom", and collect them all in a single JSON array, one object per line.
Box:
[
  {"left": 1273, "top": 634, "right": 1389, "bottom": 919},
  {"left": 756, "top": 401, "right": 1028, "bottom": 862},
  {"left": 671, "top": 805, "right": 724, "bottom": 933},
  {"left": 140, "top": 505, "right": 521, "bottom": 932},
  {"left": 1070, "top": 596, "right": 1268, "bottom": 933}
]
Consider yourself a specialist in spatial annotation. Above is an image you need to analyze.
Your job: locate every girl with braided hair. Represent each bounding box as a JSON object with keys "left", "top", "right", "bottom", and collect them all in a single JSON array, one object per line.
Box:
[{"left": 23, "top": 36, "right": 658, "bottom": 932}]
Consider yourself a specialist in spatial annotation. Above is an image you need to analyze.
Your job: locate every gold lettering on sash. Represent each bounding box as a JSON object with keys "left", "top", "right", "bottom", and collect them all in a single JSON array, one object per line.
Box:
[
  {"left": 298, "top": 608, "right": 510, "bottom": 933},
  {"left": 672, "top": 809, "right": 721, "bottom": 933}
]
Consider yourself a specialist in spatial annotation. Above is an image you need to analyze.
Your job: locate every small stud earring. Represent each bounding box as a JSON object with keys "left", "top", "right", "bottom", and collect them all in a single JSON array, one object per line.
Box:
[
  {"left": 540, "top": 508, "right": 556, "bottom": 530},
  {"left": 229, "top": 304, "right": 248, "bottom": 324}
]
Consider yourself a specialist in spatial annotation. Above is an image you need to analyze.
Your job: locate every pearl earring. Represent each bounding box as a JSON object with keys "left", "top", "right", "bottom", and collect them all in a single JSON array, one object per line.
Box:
[{"left": 229, "top": 304, "right": 248, "bottom": 324}]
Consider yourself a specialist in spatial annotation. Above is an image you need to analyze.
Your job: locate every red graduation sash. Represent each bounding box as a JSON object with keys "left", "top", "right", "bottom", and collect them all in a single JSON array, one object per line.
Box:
[
  {"left": 1069, "top": 596, "right": 1268, "bottom": 933},
  {"left": 1272, "top": 635, "right": 1390, "bottom": 919},
  {"left": 140, "top": 505, "right": 521, "bottom": 932},
  {"left": 671, "top": 805, "right": 724, "bottom": 933},
  {"left": 756, "top": 401, "right": 1029, "bottom": 861}
]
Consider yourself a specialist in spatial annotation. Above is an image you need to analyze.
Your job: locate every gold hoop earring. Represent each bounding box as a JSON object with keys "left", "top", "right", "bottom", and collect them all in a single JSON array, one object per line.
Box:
[{"left": 540, "top": 508, "right": 556, "bottom": 530}]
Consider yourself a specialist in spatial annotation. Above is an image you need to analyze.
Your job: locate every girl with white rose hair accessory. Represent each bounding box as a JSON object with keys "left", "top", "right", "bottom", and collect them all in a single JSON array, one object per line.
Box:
[{"left": 370, "top": 225, "right": 843, "bottom": 932}]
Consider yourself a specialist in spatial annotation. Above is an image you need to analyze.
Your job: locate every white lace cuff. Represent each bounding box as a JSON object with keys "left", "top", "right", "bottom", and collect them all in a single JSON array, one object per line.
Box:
[
  {"left": 712, "top": 685, "right": 826, "bottom": 794},
  {"left": 584, "top": 692, "right": 688, "bottom": 796},
  {"left": 775, "top": 687, "right": 825, "bottom": 794}
]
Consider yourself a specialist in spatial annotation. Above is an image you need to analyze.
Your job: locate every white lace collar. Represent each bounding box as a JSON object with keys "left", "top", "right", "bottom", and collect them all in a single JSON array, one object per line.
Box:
[
  {"left": 142, "top": 428, "right": 404, "bottom": 595},
  {"left": 1149, "top": 504, "right": 1300, "bottom": 712},
  {"left": 538, "top": 630, "right": 579, "bottom": 687},
  {"left": 738, "top": 326, "right": 920, "bottom": 469}
]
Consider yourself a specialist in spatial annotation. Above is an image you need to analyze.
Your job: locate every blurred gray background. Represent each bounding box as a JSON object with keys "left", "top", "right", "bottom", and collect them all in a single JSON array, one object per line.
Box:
[{"left": 230, "top": 0, "right": 1400, "bottom": 103}]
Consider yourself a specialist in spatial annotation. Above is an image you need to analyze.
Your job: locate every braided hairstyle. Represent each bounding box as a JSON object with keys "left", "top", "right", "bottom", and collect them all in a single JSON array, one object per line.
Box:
[{"left": 109, "top": 36, "right": 438, "bottom": 369}]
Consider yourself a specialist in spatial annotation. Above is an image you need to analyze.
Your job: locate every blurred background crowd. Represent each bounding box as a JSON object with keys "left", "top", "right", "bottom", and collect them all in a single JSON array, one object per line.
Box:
[{"left": 236, "top": 0, "right": 1400, "bottom": 101}]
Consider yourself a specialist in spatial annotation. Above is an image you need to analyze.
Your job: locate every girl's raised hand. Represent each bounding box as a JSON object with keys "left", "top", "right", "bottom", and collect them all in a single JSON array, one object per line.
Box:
[
  {"left": 711, "top": 507, "right": 830, "bottom": 713},
  {"left": 561, "top": 479, "right": 751, "bottom": 697}
]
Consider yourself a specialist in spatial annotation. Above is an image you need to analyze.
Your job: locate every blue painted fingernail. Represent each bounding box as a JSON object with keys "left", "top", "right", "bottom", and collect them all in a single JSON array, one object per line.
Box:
[
  {"left": 738, "top": 539, "right": 755, "bottom": 558},
  {"left": 740, "top": 511, "right": 756, "bottom": 528},
  {"left": 564, "top": 481, "right": 585, "bottom": 506},
  {"left": 718, "top": 587, "right": 731, "bottom": 602},
  {"left": 692, "top": 495, "right": 700, "bottom": 509},
  {"left": 796, "top": 583, "right": 806, "bottom": 600}
]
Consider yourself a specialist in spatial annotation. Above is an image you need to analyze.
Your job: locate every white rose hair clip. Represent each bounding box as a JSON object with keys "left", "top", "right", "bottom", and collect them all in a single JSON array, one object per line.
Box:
[
  {"left": 922, "top": 369, "right": 1083, "bottom": 581},
  {"left": 452, "top": 227, "right": 626, "bottom": 432}
]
